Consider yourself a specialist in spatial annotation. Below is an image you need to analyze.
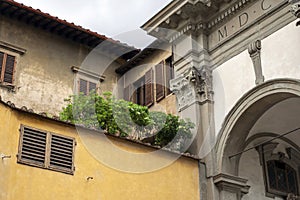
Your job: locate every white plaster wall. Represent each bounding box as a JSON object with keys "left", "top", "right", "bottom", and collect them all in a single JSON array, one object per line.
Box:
[
  {"left": 213, "top": 50, "right": 255, "bottom": 136},
  {"left": 213, "top": 20, "right": 300, "bottom": 136},
  {"left": 262, "top": 21, "right": 300, "bottom": 80}
]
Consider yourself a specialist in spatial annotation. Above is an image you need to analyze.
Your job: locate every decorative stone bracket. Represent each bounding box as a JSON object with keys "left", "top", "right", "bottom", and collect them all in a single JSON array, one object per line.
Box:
[
  {"left": 170, "top": 66, "right": 213, "bottom": 111},
  {"left": 289, "top": 0, "right": 300, "bottom": 26},
  {"left": 248, "top": 40, "right": 264, "bottom": 85},
  {"left": 214, "top": 173, "right": 250, "bottom": 200}
]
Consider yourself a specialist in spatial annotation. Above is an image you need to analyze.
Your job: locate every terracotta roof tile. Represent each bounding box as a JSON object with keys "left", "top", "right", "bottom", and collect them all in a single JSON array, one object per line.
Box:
[{"left": 0, "top": 0, "right": 140, "bottom": 59}]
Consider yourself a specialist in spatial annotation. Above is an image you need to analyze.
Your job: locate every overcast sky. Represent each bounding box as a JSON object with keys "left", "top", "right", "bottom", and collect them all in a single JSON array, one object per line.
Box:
[{"left": 16, "top": 0, "right": 172, "bottom": 49}]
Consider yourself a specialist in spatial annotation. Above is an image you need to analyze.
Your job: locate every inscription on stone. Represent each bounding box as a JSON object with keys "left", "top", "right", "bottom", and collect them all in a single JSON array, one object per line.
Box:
[{"left": 210, "top": 0, "right": 283, "bottom": 49}]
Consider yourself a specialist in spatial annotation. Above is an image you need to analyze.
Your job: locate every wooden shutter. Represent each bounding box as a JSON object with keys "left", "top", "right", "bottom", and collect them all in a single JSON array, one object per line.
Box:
[
  {"left": 89, "top": 82, "right": 97, "bottom": 93},
  {"left": 49, "top": 134, "right": 75, "bottom": 171},
  {"left": 18, "top": 126, "right": 47, "bottom": 167},
  {"left": 0, "top": 52, "right": 4, "bottom": 78},
  {"left": 144, "top": 69, "right": 154, "bottom": 107},
  {"left": 155, "top": 62, "right": 165, "bottom": 102},
  {"left": 18, "top": 125, "right": 75, "bottom": 174},
  {"left": 4, "top": 55, "right": 15, "bottom": 84},
  {"left": 79, "top": 79, "right": 88, "bottom": 95},
  {"left": 165, "top": 58, "right": 174, "bottom": 95}
]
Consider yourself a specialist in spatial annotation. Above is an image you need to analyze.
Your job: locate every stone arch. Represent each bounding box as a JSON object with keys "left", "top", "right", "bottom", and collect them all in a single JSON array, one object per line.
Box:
[{"left": 215, "top": 78, "right": 300, "bottom": 175}]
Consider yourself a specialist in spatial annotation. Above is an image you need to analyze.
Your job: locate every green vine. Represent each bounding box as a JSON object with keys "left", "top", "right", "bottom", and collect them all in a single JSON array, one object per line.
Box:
[{"left": 60, "top": 92, "right": 194, "bottom": 152}]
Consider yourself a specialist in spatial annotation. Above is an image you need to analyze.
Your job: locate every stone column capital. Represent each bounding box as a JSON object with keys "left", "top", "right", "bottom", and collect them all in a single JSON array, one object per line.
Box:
[
  {"left": 170, "top": 66, "right": 213, "bottom": 111},
  {"left": 214, "top": 173, "right": 250, "bottom": 200}
]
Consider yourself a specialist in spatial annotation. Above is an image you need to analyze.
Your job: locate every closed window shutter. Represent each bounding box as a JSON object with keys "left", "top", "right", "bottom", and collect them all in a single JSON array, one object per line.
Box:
[
  {"left": 79, "top": 79, "right": 88, "bottom": 95},
  {"left": 18, "top": 125, "right": 75, "bottom": 174},
  {"left": 165, "top": 59, "right": 174, "bottom": 95},
  {"left": 19, "top": 127, "right": 47, "bottom": 166},
  {"left": 50, "top": 134, "right": 74, "bottom": 171},
  {"left": 155, "top": 62, "right": 165, "bottom": 102},
  {"left": 89, "top": 82, "right": 96, "bottom": 93},
  {"left": 4, "top": 55, "right": 15, "bottom": 84},
  {"left": 144, "top": 69, "right": 154, "bottom": 107},
  {"left": 0, "top": 52, "right": 4, "bottom": 76}
]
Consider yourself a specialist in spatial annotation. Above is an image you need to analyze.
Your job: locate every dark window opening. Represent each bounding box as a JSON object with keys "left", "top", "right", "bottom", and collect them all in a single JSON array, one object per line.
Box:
[
  {"left": 267, "top": 160, "right": 298, "bottom": 195},
  {"left": 0, "top": 51, "right": 16, "bottom": 85}
]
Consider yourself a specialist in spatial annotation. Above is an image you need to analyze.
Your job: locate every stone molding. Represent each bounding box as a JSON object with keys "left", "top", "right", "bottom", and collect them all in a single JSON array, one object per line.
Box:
[
  {"left": 0, "top": 40, "right": 26, "bottom": 55},
  {"left": 71, "top": 66, "right": 105, "bottom": 82},
  {"left": 213, "top": 173, "right": 250, "bottom": 196}
]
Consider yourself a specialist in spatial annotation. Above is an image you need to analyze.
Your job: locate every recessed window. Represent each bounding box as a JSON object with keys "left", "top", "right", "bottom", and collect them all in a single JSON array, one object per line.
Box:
[
  {"left": 0, "top": 51, "right": 16, "bottom": 85},
  {"left": 71, "top": 66, "right": 104, "bottom": 96},
  {"left": 267, "top": 160, "right": 298, "bottom": 195},
  {"left": 78, "top": 78, "right": 97, "bottom": 95},
  {"left": 17, "top": 125, "right": 76, "bottom": 174},
  {"left": 258, "top": 143, "right": 300, "bottom": 198},
  {"left": 123, "top": 57, "right": 174, "bottom": 106},
  {"left": 124, "top": 68, "right": 154, "bottom": 107}
]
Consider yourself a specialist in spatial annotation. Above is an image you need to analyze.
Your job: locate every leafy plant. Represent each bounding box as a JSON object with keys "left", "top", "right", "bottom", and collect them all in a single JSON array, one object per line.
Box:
[{"left": 60, "top": 92, "right": 194, "bottom": 152}]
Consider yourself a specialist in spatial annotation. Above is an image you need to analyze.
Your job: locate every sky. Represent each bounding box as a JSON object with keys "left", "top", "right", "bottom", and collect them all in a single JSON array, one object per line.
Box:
[{"left": 16, "top": 0, "right": 172, "bottom": 49}]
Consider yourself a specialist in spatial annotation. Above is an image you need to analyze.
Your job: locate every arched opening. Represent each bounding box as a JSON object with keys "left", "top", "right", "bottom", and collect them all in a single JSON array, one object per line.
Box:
[{"left": 215, "top": 79, "right": 300, "bottom": 199}]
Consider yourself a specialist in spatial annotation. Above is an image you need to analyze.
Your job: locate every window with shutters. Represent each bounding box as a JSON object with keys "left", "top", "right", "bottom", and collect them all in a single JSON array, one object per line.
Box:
[
  {"left": 17, "top": 125, "right": 76, "bottom": 175},
  {"left": 78, "top": 78, "right": 97, "bottom": 95},
  {"left": 165, "top": 57, "right": 174, "bottom": 96},
  {"left": 72, "top": 66, "right": 104, "bottom": 96},
  {"left": 0, "top": 51, "right": 16, "bottom": 86},
  {"left": 155, "top": 62, "right": 165, "bottom": 102},
  {"left": 123, "top": 59, "right": 174, "bottom": 106},
  {"left": 155, "top": 57, "right": 174, "bottom": 102},
  {"left": 125, "top": 69, "right": 154, "bottom": 107},
  {"left": 133, "top": 76, "right": 145, "bottom": 106}
]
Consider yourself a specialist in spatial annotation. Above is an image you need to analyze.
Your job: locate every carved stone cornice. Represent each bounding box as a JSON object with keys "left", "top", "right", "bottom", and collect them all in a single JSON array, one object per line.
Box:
[
  {"left": 207, "top": 0, "right": 254, "bottom": 29},
  {"left": 143, "top": 0, "right": 256, "bottom": 41}
]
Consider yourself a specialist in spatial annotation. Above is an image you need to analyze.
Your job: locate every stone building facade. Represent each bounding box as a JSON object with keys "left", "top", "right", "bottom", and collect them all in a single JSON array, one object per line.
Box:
[
  {"left": 1, "top": 0, "right": 300, "bottom": 200},
  {"left": 140, "top": 0, "right": 300, "bottom": 199},
  {"left": 0, "top": 0, "right": 138, "bottom": 115}
]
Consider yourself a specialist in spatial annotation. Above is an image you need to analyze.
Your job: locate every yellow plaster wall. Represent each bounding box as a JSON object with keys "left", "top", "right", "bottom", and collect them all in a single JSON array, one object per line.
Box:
[{"left": 0, "top": 103, "right": 200, "bottom": 200}]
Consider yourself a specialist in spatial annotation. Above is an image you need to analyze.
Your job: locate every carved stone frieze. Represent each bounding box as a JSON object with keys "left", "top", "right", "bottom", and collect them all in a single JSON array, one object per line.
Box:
[
  {"left": 170, "top": 66, "right": 213, "bottom": 111},
  {"left": 248, "top": 40, "right": 264, "bottom": 85},
  {"left": 170, "top": 73, "right": 196, "bottom": 111}
]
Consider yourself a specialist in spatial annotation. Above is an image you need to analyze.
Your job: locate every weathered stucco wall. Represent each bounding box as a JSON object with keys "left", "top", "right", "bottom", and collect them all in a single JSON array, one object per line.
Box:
[
  {"left": 0, "top": 102, "right": 200, "bottom": 200},
  {"left": 0, "top": 16, "right": 120, "bottom": 115}
]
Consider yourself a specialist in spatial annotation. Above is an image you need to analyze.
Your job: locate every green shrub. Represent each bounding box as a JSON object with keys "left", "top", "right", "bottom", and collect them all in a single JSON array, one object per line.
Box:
[{"left": 60, "top": 92, "right": 194, "bottom": 152}]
